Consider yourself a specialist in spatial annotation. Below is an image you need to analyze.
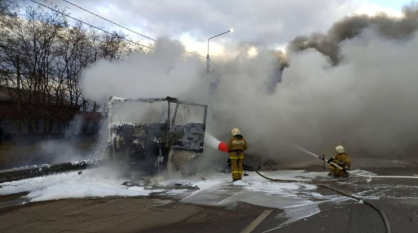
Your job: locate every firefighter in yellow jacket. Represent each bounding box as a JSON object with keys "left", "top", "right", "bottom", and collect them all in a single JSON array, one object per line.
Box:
[
  {"left": 227, "top": 128, "right": 248, "bottom": 181},
  {"left": 328, "top": 145, "right": 351, "bottom": 177}
]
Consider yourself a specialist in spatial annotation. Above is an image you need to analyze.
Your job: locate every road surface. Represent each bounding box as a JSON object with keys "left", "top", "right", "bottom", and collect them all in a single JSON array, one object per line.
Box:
[{"left": 0, "top": 167, "right": 417, "bottom": 233}]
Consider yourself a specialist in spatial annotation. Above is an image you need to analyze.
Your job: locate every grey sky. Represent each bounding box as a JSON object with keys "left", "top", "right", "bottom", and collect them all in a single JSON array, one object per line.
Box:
[{"left": 30, "top": 0, "right": 408, "bottom": 52}]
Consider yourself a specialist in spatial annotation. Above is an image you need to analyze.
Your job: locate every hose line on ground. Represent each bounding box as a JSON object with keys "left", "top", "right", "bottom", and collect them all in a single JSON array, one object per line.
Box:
[{"left": 243, "top": 158, "right": 391, "bottom": 233}]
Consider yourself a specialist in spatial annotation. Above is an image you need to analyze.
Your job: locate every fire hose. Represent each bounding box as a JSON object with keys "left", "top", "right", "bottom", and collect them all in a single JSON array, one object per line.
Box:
[
  {"left": 217, "top": 141, "right": 391, "bottom": 233},
  {"left": 243, "top": 157, "right": 391, "bottom": 233}
]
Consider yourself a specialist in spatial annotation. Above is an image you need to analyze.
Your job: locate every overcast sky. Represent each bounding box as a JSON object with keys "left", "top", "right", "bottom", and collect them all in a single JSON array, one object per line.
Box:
[{"left": 27, "top": 0, "right": 413, "bottom": 55}]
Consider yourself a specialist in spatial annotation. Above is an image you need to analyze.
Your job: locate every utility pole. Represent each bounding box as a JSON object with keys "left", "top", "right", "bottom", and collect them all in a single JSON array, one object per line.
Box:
[
  {"left": 206, "top": 28, "right": 233, "bottom": 76},
  {"left": 206, "top": 29, "right": 233, "bottom": 96},
  {"left": 206, "top": 53, "right": 210, "bottom": 75}
]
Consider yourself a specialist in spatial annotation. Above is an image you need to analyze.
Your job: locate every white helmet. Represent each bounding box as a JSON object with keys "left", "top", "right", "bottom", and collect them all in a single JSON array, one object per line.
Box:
[
  {"left": 231, "top": 128, "right": 241, "bottom": 136},
  {"left": 335, "top": 145, "right": 345, "bottom": 153}
]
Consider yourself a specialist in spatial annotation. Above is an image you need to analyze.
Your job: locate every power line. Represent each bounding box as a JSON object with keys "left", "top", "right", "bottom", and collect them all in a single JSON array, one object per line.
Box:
[
  {"left": 186, "top": 50, "right": 206, "bottom": 59},
  {"left": 62, "top": 0, "right": 157, "bottom": 42},
  {"left": 30, "top": 0, "right": 211, "bottom": 65},
  {"left": 29, "top": 0, "right": 154, "bottom": 50},
  {"left": 63, "top": 0, "right": 207, "bottom": 60},
  {"left": 61, "top": 0, "right": 207, "bottom": 60}
]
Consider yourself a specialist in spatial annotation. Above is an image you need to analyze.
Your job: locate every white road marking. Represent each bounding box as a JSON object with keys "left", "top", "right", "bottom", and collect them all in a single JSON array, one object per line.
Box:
[{"left": 241, "top": 210, "right": 273, "bottom": 233}]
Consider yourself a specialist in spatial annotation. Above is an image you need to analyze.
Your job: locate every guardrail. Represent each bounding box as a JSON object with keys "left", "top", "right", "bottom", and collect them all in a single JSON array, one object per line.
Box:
[{"left": 0, "top": 159, "right": 103, "bottom": 183}]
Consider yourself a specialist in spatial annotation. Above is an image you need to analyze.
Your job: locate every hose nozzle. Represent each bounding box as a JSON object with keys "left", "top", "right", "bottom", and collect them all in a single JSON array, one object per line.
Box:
[{"left": 218, "top": 141, "right": 228, "bottom": 153}]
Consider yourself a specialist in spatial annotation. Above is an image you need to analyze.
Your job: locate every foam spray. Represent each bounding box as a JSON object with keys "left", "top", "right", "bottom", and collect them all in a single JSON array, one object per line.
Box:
[{"left": 205, "top": 132, "right": 228, "bottom": 153}]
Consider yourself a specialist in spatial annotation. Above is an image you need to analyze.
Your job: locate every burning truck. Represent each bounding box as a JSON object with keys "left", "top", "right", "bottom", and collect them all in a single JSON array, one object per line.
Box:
[{"left": 106, "top": 96, "right": 208, "bottom": 175}]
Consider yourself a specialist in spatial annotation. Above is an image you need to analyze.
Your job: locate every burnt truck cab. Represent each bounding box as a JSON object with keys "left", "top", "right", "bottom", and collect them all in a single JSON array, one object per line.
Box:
[{"left": 106, "top": 96, "right": 207, "bottom": 174}]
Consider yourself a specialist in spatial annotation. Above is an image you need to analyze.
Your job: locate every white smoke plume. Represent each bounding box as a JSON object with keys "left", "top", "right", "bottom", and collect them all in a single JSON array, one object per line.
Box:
[
  {"left": 211, "top": 29, "right": 418, "bottom": 161},
  {"left": 81, "top": 38, "right": 207, "bottom": 102},
  {"left": 80, "top": 19, "right": 418, "bottom": 164}
]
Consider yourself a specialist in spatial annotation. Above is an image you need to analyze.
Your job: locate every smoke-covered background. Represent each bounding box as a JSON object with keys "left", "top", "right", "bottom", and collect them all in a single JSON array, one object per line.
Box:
[
  {"left": 81, "top": 38, "right": 207, "bottom": 102},
  {"left": 81, "top": 4, "right": 418, "bottom": 165}
]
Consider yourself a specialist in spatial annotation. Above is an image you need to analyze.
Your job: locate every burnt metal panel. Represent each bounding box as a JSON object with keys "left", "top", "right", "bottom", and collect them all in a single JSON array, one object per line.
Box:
[
  {"left": 109, "top": 96, "right": 208, "bottom": 108},
  {"left": 171, "top": 123, "right": 205, "bottom": 152},
  {"left": 109, "top": 96, "right": 207, "bottom": 153}
]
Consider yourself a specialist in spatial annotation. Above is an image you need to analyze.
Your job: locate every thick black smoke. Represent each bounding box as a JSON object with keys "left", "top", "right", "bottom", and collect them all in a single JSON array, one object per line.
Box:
[{"left": 287, "top": 4, "right": 418, "bottom": 65}]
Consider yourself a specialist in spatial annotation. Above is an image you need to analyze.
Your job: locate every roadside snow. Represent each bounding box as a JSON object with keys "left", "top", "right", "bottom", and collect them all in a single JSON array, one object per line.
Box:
[
  {"left": 70, "top": 159, "right": 101, "bottom": 166},
  {"left": 109, "top": 96, "right": 126, "bottom": 104}
]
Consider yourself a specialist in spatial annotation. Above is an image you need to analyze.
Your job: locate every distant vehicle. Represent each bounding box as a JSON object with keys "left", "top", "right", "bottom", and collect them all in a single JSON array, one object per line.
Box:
[{"left": 106, "top": 96, "right": 207, "bottom": 175}]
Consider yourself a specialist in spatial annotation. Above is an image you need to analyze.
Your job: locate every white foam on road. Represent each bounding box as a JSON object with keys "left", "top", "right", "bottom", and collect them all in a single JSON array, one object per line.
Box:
[
  {"left": 166, "top": 189, "right": 189, "bottom": 195},
  {"left": 157, "top": 170, "right": 345, "bottom": 230},
  {"left": 232, "top": 180, "right": 249, "bottom": 186},
  {"left": 349, "top": 169, "right": 377, "bottom": 176},
  {"left": 263, "top": 196, "right": 349, "bottom": 232},
  {"left": 0, "top": 168, "right": 158, "bottom": 202},
  {"left": 0, "top": 169, "right": 353, "bottom": 229}
]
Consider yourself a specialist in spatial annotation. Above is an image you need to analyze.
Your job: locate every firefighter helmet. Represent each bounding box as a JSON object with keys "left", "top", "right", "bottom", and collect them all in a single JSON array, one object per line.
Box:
[
  {"left": 335, "top": 145, "right": 345, "bottom": 153},
  {"left": 231, "top": 128, "right": 241, "bottom": 136}
]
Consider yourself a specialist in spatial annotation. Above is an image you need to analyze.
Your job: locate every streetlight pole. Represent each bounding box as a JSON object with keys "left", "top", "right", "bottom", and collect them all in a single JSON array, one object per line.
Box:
[{"left": 206, "top": 28, "right": 233, "bottom": 75}]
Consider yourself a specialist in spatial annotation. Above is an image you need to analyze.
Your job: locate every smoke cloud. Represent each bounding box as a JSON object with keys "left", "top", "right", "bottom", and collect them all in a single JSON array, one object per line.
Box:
[
  {"left": 81, "top": 38, "right": 206, "bottom": 102},
  {"left": 81, "top": 6, "right": 418, "bottom": 166},
  {"left": 288, "top": 4, "right": 418, "bottom": 65},
  {"left": 213, "top": 29, "right": 418, "bottom": 161}
]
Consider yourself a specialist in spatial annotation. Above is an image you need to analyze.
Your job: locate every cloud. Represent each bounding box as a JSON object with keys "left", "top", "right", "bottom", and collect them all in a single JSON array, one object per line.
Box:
[{"left": 45, "top": 0, "right": 375, "bottom": 46}]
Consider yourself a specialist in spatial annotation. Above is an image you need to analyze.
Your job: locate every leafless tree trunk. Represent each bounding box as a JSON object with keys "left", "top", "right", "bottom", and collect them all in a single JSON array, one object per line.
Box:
[{"left": 0, "top": 1, "right": 144, "bottom": 138}]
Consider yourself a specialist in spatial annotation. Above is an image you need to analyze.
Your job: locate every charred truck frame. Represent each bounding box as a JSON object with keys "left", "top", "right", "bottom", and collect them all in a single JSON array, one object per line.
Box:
[{"left": 106, "top": 96, "right": 207, "bottom": 174}]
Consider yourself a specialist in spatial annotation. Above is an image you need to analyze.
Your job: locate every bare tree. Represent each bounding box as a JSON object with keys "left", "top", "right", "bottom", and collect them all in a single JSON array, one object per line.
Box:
[{"left": 0, "top": 1, "right": 145, "bottom": 138}]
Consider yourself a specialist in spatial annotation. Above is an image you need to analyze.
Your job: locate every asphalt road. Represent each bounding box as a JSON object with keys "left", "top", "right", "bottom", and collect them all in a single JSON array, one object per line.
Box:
[{"left": 0, "top": 167, "right": 417, "bottom": 233}]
